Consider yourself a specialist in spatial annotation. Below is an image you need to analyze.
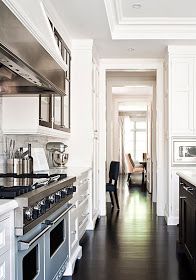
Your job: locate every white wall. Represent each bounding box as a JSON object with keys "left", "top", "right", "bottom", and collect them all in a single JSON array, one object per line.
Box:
[{"left": 68, "top": 40, "right": 94, "bottom": 167}]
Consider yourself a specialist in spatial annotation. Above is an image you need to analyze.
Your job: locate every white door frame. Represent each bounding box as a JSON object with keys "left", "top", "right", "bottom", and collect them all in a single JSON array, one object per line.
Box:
[{"left": 98, "top": 59, "right": 165, "bottom": 217}]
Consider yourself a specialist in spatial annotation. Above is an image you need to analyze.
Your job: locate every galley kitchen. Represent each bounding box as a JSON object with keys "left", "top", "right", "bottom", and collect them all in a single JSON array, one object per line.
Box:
[{"left": 1, "top": 0, "right": 196, "bottom": 280}]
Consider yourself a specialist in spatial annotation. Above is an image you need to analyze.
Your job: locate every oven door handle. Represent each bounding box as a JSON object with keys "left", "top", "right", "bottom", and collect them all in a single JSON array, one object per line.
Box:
[
  {"left": 44, "top": 203, "right": 74, "bottom": 226},
  {"left": 18, "top": 224, "right": 52, "bottom": 251}
]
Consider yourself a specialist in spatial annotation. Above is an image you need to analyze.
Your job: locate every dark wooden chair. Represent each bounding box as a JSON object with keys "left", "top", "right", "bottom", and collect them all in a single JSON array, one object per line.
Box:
[{"left": 106, "top": 161, "right": 120, "bottom": 209}]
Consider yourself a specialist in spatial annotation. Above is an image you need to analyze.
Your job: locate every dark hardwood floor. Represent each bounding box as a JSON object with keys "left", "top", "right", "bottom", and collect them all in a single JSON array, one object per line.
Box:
[{"left": 64, "top": 175, "right": 195, "bottom": 280}]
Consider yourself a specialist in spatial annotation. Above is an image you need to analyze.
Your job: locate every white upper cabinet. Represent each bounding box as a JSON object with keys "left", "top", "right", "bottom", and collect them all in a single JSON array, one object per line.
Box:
[
  {"left": 167, "top": 46, "right": 196, "bottom": 137},
  {"left": 170, "top": 57, "right": 194, "bottom": 136}
]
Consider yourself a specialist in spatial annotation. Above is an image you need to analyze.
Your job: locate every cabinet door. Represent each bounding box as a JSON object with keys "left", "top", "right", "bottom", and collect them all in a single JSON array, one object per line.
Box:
[
  {"left": 194, "top": 58, "right": 196, "bottom": 133},
  {"left": 0, "top": 251, "right": 10, "bottom": 280},
  {"left": 53, "top": 95, "right": 62, "bottom": 128},
  {"left": 39, "top": 95, "right": 52, "bottom": 128},
  {"left": 170, "top": 58, "right": 194, "bottom": 135},
  {"left": 181, "top": 197, "right": 196, "bottom": 262},
  {"left": 92, "top": 61, "right": 99, "bottom": 219}
]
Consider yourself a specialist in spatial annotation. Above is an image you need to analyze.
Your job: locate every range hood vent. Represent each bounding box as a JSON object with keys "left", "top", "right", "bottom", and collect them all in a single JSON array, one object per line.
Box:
[{"left": 0, "top": 1, "right": 66, "bottom": 96}]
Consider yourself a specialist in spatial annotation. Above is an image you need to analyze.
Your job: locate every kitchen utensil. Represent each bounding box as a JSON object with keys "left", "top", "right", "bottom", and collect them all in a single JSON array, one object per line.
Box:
[
  {"left": 9, "top": 139, "right": 12, "bottom": 159},
  {"left": 46, "top": 142, "right": 68, "bottom": 168},
  {"left": 22, "top": 144, "right": 33, "bottom": 174},
  {"left": 53, "top": 151, "right": 69, "bottom": 167}
]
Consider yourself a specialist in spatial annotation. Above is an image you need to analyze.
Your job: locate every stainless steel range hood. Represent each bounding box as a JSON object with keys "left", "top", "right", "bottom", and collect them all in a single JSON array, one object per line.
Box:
[{"left": 0, "top": 1, "right": 65, "bottom": 96}]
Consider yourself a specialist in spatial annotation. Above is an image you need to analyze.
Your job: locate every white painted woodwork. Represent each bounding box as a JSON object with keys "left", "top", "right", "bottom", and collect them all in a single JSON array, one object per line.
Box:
[
  {"left": 170, "top": 58, "right": 194, "bottom": 136},
  {"left": 1, "top": 97, "right": 69, "bottom": 138},
  {"left": 99, "top": 59, "right": 165, "bottom": 217},
  {"left": 92, "top": 60, "right": 100, "bottom": 223},
  {"left": 104, "top": 0, "right": 196, "bottom": 40},
  {"left": 0, "top": 251, "right": 10, "bottom": 280},
  {"left": 68, "top": 40, "right": 93, "bottom": 167},
  {"left": 65, "top": 169, "right": 91, "bottom": 276},
  {"left": 0, "top": 211, "right": 15, "bottom": 280},
  {"left": 165, "top": 46, "right": 196, "bottom": 225},
  {"left": 146, "top": 104, "right": 152, "bottom": 193}
]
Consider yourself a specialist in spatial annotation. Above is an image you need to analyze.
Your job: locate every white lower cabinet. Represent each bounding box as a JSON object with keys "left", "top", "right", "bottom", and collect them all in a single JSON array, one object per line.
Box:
[
  {"left": 0, "top": 211, "right": 15, "bottom": 280},
  {"left": 0, "top": 251, "right": 10, "bottom": 280},
  {"left": 64, "top": 171, "right": 90, "bottom": 276}
]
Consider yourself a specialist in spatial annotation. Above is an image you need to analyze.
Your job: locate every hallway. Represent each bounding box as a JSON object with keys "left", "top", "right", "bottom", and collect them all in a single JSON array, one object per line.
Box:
[{"left": 65, "top": 177, "right": 195, "bottom": 280}]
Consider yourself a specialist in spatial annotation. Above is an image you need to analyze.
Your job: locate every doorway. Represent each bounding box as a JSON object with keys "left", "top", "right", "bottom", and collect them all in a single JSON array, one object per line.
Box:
[
  {"left": 98, "top": 59, "right": 164, "bottom": 217},
  {"left": 106, "top": 70, "right": 155, "bottom": 200}
]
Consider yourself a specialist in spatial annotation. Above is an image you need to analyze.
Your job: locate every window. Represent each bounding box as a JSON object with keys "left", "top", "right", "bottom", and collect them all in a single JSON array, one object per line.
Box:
[{"left": 124, "top": 118, "right": 147, "bottom": 162}]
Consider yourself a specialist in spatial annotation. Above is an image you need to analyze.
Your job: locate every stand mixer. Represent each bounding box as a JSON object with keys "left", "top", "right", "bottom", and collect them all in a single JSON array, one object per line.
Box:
[{"left": 46, "top": 142, "right": 68, "bottom": 168}]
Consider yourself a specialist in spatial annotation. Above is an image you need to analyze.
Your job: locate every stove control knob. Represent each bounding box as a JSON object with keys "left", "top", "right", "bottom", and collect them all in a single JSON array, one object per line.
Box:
[
  {"left": 32, "top": 204, "right": 41, "bottom": 219},
  {"left": 55, "top": 191, "right": 61, "bottom": 202},
  {"left": 45, "top": 198, "right": 50, "bottom": 209},
  {"left": 40, "top": 199, "right": 46, "bottom": 214},
  {"left": 24, "top": 208, "right": 33, "bottom": 221},
  {"left": 61, "top": 188, "right": 68, "bottom": 197},
  {"left": 66, "top": 187, "right": 73, "bottom": 195},
  {"left": 49, "top": 194, "right": 55, "bottom": 204}
]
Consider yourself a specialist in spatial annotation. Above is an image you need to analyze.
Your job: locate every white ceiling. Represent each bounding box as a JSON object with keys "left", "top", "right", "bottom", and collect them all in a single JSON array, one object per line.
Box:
[
  {"left": 112, "top": 86, "right": 153, "bottom": 96},
  {"left": 46, "top": 0, "right": 196, "bottom": 58},
  {"left": 122, "top": 0, "right": 196, "bottom": 17},
  {"left": 118, "top": 104, "right": 148, "bottom": 111}
]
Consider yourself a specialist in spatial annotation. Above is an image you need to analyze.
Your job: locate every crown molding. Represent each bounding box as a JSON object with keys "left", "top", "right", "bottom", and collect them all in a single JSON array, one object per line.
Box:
[{"left": 104, "top": 0, "right": 196, "bottom": 39}]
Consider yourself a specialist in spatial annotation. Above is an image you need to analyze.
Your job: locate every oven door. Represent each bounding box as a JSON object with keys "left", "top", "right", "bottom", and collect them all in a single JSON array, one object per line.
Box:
[
  {"left": 45, "top": 204, "right": 72, "bottom": 280},
  {"left": 17, "top": 227, "right": 47, "bottom": 280}
]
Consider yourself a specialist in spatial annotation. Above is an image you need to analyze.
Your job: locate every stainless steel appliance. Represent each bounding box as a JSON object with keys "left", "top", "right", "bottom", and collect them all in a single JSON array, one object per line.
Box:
[
  {"left": 46, "top": 142, "right": 69, "bottom": 168},
  {"left": 0, "top": 1, "right": 66, "bottom": 96},
  {"left": 173, "top": 139, "right": 196, "bottom": 165},
  {"left": 17, "top": 203, "right": 72, "bottom": 280},
  {"left": 0, "top": 172, "right": 76, "bottom": 280}
]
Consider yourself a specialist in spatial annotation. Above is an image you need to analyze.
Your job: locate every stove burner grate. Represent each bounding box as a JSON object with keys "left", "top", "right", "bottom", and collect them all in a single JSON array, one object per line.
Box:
[{"left": 0, "top": 173, "right": 67, "bottom": 198}]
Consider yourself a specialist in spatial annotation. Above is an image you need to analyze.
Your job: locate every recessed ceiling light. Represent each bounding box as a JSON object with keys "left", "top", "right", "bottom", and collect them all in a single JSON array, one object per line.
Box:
[
  {"left": 132, "top": 3, "right": 142, "bottom": 9},
  {"left": 128, "top": 48, "right": 135, "bottom": 52}
]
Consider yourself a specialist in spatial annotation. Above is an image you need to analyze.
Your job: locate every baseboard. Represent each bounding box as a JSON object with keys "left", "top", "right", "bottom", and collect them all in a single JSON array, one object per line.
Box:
[
  {"left": 87, "top": 212, "right": 99, "bottom": 230},
  {"left": 165, "top": 215, "right": 179, "bottom": 225},
  {"left": 64, "top": 245, "right": 82, "bottom": 276}
]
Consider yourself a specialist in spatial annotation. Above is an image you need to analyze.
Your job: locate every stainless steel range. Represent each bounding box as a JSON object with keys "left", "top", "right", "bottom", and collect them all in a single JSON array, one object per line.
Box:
[{"left": 0, "top": 172, "right": 76, "bottom": 280}]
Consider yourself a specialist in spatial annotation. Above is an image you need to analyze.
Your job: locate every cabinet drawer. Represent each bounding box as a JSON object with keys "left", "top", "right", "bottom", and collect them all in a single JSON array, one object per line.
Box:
[
  {"left": 0, "top": 251, "right": 10, "bottom": 280},
  {"left": 78, "top": 203, "right": 89, "bottom": 225},
  {"left": 77, "top": 173, "right": 89, "bottom": 185},
  {"left": 0, "top": 217, "right": 11, "bottom": 255},
  {"left": 79, "top": 180, "right": 88, "bottom": 194},
  {"left": 78, "top": 193, "right": 89, "bottom": 206},
  {"left": 78, "top": 197, "right": 88, "bottom": 215},
  {"left": 78, "top": 215, "right": 89, "bottom": 240}
]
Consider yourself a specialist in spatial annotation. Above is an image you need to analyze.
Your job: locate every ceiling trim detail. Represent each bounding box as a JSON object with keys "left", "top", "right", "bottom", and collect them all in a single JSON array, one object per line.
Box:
[{"left": 104, "top": 0, "right": 196, "bottom": 39}]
